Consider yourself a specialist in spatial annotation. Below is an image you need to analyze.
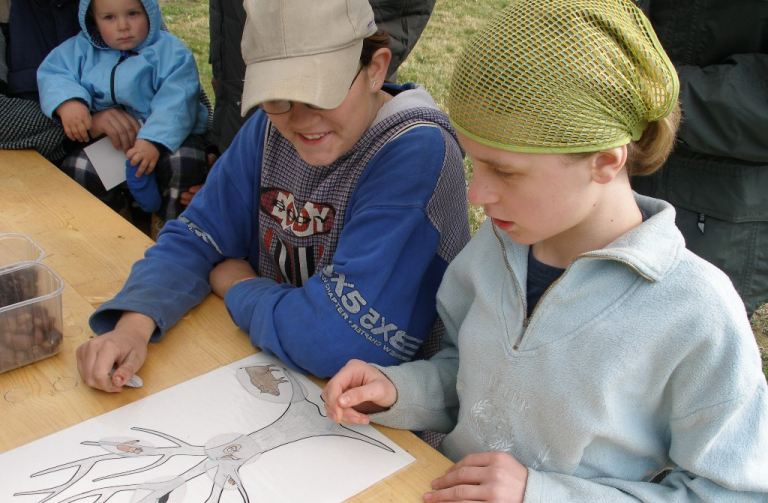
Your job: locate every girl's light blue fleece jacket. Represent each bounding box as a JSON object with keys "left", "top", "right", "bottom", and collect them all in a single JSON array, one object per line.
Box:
[
  {"left": 36, "top": 0, "right": 207, "bottom": 153},
  {"left": 372, "top": 194, "right": 768, "bottom": 502}
]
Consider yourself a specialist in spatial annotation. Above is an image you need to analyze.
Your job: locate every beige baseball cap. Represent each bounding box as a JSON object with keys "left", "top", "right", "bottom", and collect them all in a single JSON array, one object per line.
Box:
[{"left": 240, "top": 0, "right": 378, "bottom": 116}]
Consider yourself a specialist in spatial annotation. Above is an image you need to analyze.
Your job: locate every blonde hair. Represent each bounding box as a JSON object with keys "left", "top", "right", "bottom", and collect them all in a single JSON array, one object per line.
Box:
[
  {"left": 564, "top": 102, "right": 681, "bottom": 176},
  {"left": 626, "top": 102, "right": 681, "bottom": 176}
]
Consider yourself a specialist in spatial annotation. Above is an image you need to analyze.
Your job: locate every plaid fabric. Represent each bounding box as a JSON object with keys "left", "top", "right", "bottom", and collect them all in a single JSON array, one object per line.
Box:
[
  {"left": 419, "top": 430, "right": 446, "bottom": 450},
  {"left": 0, "top": 95, "right": 68, "bottom": 163},
  {"left": 59, "top": 134, "right": 208, "bottom": 220}
]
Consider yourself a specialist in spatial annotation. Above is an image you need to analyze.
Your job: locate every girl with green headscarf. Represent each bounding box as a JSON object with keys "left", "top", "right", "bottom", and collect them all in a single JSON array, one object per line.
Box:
[{"left": 322, "top": 1, "right": 768, "bottom": 501}]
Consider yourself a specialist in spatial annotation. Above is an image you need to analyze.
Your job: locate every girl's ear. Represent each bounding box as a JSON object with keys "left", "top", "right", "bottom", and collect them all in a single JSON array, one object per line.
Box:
[
  {"left": 367, "top": 48, "right": 392, "bottom": 92},
  {"left": 591, "top": 146, "right": 627, "bottom": 184}
]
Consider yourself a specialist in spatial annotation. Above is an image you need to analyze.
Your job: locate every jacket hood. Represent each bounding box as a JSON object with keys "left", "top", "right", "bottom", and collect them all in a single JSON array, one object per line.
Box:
[{"left": 79, "top": 0, "right": 162, "bottom": 51}]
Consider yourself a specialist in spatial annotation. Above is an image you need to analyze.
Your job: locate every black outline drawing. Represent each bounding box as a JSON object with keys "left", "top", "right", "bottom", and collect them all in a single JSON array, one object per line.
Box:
[{"left": 14, "top": 363, "right": 394, "bottom": 503}]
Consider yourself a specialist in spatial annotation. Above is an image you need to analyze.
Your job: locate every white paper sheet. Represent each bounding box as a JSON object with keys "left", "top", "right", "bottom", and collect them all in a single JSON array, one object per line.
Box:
[
  {"left": 83, "top": 136, "right": 128, "bottom": 190},
  {"left": 2, "top": 353, "right": 414, "bottom": 503}
]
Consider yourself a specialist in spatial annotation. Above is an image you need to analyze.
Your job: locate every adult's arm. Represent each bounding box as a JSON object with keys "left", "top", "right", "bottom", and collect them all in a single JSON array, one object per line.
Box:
[{"left": 0, "top": 24, "right": 68, "bottom": 161}]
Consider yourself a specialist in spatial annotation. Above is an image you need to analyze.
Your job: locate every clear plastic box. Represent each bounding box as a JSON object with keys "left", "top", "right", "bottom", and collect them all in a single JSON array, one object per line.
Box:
[
  {"left": 0, "top": 233, "right": 45, "bottom": 271},
  {"left": 0, "top": 261, "right": 64, "bottom": 374}
]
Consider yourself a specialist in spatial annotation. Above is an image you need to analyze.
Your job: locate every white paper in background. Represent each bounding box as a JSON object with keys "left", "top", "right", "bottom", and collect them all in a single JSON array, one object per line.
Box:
[
  {"left": 3, "top": 353, "right": 414, "bottom": 503},
  {"left": 83, "top": 135, "right": 128, "bottom": 190}
]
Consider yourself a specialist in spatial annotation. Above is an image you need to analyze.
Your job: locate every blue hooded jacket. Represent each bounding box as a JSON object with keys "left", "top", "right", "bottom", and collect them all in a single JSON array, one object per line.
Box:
[{"left": 36, "top": 0, "right": 207, "bottom": 152}]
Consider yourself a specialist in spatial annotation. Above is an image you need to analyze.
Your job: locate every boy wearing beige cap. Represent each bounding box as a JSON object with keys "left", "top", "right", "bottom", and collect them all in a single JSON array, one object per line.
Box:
[
  {"left": 77, "top": 0, "right": 470, "bottom": 391},
  {"left": 323, "top": 0, "right": 768, "bottom": 501}
]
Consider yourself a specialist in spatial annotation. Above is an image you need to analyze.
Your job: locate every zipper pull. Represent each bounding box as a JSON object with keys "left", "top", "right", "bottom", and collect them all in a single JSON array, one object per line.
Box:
[{"left": 697, "top": 213, "right": 706, "bottom": 234}]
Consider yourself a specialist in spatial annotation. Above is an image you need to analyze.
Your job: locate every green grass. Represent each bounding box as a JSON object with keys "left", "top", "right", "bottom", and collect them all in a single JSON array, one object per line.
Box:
[{"left": 162, "top": 0, "right": 768, "bottom": 379}]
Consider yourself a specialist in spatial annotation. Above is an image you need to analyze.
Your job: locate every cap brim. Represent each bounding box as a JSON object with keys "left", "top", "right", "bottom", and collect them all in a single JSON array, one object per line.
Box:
[{"left": 241, "top": 40, "right": 363, "bottom": 116}]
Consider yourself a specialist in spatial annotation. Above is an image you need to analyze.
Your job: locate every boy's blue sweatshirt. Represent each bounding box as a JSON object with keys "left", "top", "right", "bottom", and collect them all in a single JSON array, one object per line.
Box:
[{"left": 90, "top": 85, "right": 471, "bottom": 378}]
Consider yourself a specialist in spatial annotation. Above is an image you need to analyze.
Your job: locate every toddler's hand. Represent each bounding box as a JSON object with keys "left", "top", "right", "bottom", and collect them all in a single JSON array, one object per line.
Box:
[
  {"left": 321, "top": 359, "right": 397, "bottom": 425},
  {"left": 57, "top": 100, "right": 92, "bottom": 143},
  {"left": 126, "top": 139, "right": 160, "bottom": 175}
]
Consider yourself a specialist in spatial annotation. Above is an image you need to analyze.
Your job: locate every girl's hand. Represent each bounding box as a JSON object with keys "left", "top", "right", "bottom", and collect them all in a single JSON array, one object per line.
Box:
[
  {"left": 321, "top": 359, "right": 398, "bottom": 424},
  {"left": 424, "top": 452, "right": 528, "bottom": 502}
]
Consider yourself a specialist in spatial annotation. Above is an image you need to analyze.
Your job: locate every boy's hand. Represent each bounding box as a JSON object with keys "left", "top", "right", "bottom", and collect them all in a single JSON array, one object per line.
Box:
[
  {"left": 126, "top": 139, "right": 160, "bottom": 175},
  {"left": 75, "top": 312, "right": 154, "bottom": 393},
  {"left": 209, "top": 258, "right": 258, "bottom": 298},
  {"left": 91, "top": 108, "right": 141, "bottom": 151},
  {"left": 424, "top": 452, "right": 528, "bottom": 503},
  {"left": 57, "top": 100, "right": 92, "bottom": 143},
  {"left": 321, "top": 359, "right": 397, "bottom": 424}
]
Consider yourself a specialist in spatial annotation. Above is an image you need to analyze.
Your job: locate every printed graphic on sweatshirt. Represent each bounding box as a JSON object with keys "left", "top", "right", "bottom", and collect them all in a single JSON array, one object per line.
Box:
[
  {"left": 319, "top": 265, "right": 422, "bottom": 362},
  {"left": 469, "top": 372, "right": 550, "bottom": 470},
  {"left": 180, "top": 216, "right": 223, "bottom": 254},
  {"left": 260, "top": 188, "right": 336, "bottom": 237},
  {"left": 264, "top": 229, "right": 320, "bottom": 287}
]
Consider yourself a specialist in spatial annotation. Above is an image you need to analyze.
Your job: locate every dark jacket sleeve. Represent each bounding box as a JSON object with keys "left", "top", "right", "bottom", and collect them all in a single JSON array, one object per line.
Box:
[{"left": 676, "top": 55, "right": 768, "bottom": 163}]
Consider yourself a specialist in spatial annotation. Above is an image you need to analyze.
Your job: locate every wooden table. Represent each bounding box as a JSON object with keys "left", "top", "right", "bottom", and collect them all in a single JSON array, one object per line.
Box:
[{"left": 0, "top": 149, "right": 452, "bottom": 501}]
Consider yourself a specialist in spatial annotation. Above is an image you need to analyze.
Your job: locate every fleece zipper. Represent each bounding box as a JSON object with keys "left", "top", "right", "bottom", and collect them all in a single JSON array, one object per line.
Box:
[
  {"left": 492, "top": 224, "right": 655, "bottom": 350},
  {"left": 110, "top": 50, "right": 135, "bottom": 108}
]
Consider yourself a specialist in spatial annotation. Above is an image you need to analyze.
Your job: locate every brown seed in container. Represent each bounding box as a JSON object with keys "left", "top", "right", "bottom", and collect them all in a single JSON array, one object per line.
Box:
[
  {"left": 32, "top": 344, "right": 48, "bottom": 361},
  {"left": 15, "top": 348, "right": 32, "bottom": 366},
  {"left": 11, "top": 332, "right": 33, "bottom": 351},
  {"left": 0, "top": 330, "right": 12, "bottom": 347},
  {"left": 0, "top": 351, "right": 16, "bottom": 372},
  {"left": 34, "top": 327, "right": 46, "bottom": 344},
  {"left": 15, "top": 311, "right": 34, "bottom": 335}
]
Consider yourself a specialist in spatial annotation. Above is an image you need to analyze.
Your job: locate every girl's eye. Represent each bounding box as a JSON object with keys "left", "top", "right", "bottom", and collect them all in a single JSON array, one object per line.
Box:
[{"left": 495, "top": 169, "right": 515, "bottom": 179}]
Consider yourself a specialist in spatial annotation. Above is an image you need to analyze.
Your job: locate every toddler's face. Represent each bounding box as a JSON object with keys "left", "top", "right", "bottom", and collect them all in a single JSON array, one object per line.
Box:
[{"left": 91, "top": 0, "right": 149, "bottom": 52}]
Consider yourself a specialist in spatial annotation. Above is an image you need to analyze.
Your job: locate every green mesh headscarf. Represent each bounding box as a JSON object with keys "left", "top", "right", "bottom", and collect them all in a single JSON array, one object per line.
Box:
[{"left": 448, "top": 0, "right": 679, "bottom": 153}]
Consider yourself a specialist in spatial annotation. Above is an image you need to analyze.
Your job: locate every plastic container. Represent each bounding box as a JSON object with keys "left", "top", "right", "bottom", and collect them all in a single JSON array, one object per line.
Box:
[
  {"left": 0, "top": 261, "right": 64, "bottom": 374},
  {"left": 0, "top": 233, "right": 45, "bottom": 271}
]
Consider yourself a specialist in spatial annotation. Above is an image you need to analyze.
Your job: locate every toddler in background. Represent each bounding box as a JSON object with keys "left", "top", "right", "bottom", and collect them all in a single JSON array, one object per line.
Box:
[
  {"left": 37, "top": 0, "right": 208, "bottom": 222},
  {"left": 323, "top": 0, "right": 768, "bottom": 501}
]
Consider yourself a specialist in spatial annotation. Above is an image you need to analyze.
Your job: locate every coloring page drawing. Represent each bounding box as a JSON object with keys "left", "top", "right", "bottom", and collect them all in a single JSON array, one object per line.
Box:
[{"left": 1, "top": 353, "right": 414, "bottom": 503}]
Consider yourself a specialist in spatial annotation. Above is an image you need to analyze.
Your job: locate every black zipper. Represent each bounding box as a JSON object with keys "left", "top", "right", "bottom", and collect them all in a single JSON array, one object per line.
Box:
[{"left": 110, "top": 51, "right": 134, "bottom": 108}]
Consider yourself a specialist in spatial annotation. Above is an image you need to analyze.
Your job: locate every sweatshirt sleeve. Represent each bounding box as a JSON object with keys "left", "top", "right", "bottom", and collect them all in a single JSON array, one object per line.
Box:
[
  {"left": 675, "top": 54, "right": 768, "bottom": 163},
  {"left": 523, "top": 381, "right": 768, "bottom": 501},
  {"left": 137, "top": 34, "right": 203, "bottom": 153},
  {"left": 36, "top": 36, "right": 93, "bottom": 118},
  {"left": 89, "top": 113, "right": 267, "bottom": 337},
  {"left": 223, "top": 125, "right": 462, "bottom": 377}
]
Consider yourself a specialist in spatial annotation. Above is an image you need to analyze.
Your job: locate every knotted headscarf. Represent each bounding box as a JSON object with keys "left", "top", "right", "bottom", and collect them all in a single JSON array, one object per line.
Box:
[{"left": 449, "top": 0, "right": 679, "bottom": 153}]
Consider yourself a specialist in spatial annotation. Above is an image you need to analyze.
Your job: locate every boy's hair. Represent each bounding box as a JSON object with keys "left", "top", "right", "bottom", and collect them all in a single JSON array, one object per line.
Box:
[
  {"left": 447, "top": 0, "right": 679, "bottom": 155},
  {"left": 361, "top": 30, "right": 390, "bottom": 67}
]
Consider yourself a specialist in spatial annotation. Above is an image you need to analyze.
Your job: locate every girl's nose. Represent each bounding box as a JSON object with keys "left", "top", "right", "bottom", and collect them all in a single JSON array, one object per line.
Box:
[{"left": 467, "top": 167, "right": 496, "bottom": 206}]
